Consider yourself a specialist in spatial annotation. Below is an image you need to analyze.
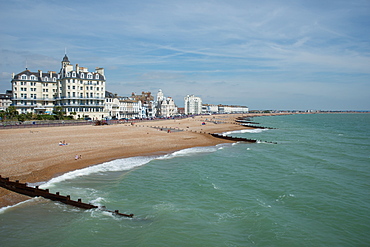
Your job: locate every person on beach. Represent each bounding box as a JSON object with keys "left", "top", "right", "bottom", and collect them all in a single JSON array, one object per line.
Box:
[{"left": 75, "top": 154, "right": 79, "bottom": 160}]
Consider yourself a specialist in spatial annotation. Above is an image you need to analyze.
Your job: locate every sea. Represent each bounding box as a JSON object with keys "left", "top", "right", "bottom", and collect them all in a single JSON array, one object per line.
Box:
[{"left": 0, "top": 113, "right": 369, "bottom": 247}]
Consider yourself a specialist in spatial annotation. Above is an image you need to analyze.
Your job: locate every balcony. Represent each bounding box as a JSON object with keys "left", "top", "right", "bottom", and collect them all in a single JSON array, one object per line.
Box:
[
  {"left": 57, "top": 103, "right": 104, "bottom": 107},
  {"left": 12, "top": 97, "right": 56, "bottom": 101},
  {"left": 58, "top": 96, "right": 104, "bottom": 100}
]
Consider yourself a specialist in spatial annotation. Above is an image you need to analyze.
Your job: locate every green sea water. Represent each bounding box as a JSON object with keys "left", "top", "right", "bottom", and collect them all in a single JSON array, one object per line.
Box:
[{"left": 1, "top": 114, "right": 369, "bottom": 246}]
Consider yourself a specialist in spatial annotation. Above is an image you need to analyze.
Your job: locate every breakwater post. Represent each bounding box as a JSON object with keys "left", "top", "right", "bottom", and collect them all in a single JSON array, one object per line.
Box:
[
  {"left": 210, "top": 133, "right": 277, "bottom": 144},
  {"left": 0, "top": 175, "right": 134, "bottom": 218}
]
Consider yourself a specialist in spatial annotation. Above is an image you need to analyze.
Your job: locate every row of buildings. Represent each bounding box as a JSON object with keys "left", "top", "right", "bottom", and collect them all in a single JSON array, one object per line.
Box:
[{"left": 1, "top": 55, "right": 248, "bottom": 119}]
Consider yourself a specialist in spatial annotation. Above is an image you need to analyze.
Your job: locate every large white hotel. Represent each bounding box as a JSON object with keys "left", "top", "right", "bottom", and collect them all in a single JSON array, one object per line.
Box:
[{"left": 11, "top": 54, "right": 106, "bottom": 119}]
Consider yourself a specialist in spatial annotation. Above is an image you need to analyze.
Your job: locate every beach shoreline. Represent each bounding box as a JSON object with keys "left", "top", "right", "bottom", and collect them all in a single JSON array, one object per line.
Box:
[{"left": 0, "top": 113, "right": 286, "bottom": 208}]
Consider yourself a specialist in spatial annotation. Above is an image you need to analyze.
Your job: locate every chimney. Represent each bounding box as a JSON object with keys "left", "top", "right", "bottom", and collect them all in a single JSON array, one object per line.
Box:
[
  {"left": 95, "top": 67, "right": 104, "bottom": 76},
  {"left": 76, "top": 64, "right": 79, "bottom": 73},
  {"left": 38, "top": 70, "right": 42, "bottom": 78}
]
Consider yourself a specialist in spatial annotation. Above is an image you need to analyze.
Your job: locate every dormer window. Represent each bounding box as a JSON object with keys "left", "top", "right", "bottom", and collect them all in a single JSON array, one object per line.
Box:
[
  {"left": 44, "top": 77, "right": 48, "bottom": 81},
  {"left": 21, "top": 75, "right": 27, "bottom": 80},
  {"left": 72, "top": 72, "right": 76, "bottom": 77},
  {"left": 30, "top": 75, "right": 36, "bottom": 80},
  {"left": 53, "top": 77, "right": 56, "bottom": 82},
  {"left": 67, "top": 72, "right": 70, "bottom": 77},
  {"left": 80, "top": 73, "right": 84, "bottom": 78},
  {"left": 95, "top": 74, "right": 99, "bottom": 79},
  {"left": 87, "top": 73, "right": 92, "bottom": 79}
]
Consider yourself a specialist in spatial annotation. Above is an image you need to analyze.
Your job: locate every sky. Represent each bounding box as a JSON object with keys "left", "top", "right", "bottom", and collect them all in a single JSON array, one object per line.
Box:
[{"left": 0, "top": 0, "right": 369, "bottom": 110}]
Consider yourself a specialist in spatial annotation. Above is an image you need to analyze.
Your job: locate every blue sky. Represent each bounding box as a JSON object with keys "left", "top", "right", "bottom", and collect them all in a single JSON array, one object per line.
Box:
[{"left": 1, "top": 0, "right": 369, "bottom": 110}]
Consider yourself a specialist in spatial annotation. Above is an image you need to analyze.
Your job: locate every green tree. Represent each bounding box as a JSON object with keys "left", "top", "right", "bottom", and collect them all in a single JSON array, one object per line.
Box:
[
  {"left": 17, "top": 114, "right": 26, "bottom": 122},
  {"left": 53, "top": 106, "right": 65, "bottom": 120},
  {"left": 5, "top": 106, "right": 18, "bottom": 120}
]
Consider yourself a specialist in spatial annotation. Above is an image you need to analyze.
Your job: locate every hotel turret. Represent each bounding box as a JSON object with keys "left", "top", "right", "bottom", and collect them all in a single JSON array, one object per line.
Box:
[{"left": 56, "top": 54, "right": 106, "bottom": 120}]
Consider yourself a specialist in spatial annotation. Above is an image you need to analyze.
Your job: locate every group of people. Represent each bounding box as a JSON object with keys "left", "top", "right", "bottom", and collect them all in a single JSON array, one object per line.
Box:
[
  {"left": 59, "top": 140, "right": 68, "bottom": 146},
  {"left": 57, "top": 141, "right": 82, "bottom": 160}
]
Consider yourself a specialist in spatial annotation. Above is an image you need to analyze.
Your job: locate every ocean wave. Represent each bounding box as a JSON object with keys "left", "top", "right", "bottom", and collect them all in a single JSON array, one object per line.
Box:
[
  {"left": 40, "top": 156, "right": 155, "bottom": 188},
  {"left": 158, "top": 144, "right": 229, "bottom": 160},
  {"left": 222, "top": 128, "right": 268, "bottom": 136},
  {"left": 0, "top": 197, "right": 42, "bottom": 214}
]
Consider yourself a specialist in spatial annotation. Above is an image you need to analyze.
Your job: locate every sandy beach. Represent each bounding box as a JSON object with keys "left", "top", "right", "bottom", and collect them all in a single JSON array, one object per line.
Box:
[{"left": 0, "top": 113, "right": 287, "bottom": 207}]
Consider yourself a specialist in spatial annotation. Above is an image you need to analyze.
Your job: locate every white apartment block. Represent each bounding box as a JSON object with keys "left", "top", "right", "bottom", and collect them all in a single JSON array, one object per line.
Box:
[
  {"left": 155, "top": 89, "right": 178, "bottom": 117},
  {"left": 184, "top": 94, "right": 202, "bottom": 115},
  {"left": 218, "top": 105, "right": 249, "bottom": 114},
  {"left": 105, "top": 92, "right": 142, "bottom": 119},
  {"left": 202, "top": 104, "right": 219, "bottom": 114},
  {"left": 0, "top": 91, "right": 13, "bottom": 111},
  {"left": 11, "top": 70, "right": 58, "bottom": 114}
]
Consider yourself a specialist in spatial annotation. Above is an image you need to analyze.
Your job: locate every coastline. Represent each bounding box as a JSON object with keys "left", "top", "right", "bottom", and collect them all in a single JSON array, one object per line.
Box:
[{"left": 0, "top": 113, "right": 286, "bottom": 208}]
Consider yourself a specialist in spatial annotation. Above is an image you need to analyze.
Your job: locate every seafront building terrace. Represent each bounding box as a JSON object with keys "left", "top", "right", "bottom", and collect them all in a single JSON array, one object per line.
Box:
[{"left": 8, "top": 54, "right": 248, "bottom": 120}]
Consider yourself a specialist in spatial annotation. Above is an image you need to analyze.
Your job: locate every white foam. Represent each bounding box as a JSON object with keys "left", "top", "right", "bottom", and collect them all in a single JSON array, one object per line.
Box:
[
  {"left": 40, "top": 156, "right": 155, "bottom": 188},
  {"left": 0, "top": 197, "right": 41, "bottom": 214},
  {"left": 158, "top": 145, "right": 221, "bottom": 160},
  {"left": 222, "top": 129, "right": 268, "bottom": 136},
  {"left": 212, "top": 183, "right": 220, "bottom": 190},
  {"left": 89, "top": 197, "right": 106, "bottom": 207}
]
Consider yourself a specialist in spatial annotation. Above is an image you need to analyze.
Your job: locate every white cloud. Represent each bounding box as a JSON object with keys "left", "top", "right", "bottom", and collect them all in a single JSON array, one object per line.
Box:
[{"left": 0, "top": 0, "right": 369, "bottom": 110}]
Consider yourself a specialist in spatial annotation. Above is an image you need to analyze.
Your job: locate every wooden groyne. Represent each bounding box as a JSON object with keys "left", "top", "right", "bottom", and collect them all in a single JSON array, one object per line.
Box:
[
  {"left": 0, "top": 175, "right": 133, "bottom": 218},
  {"left": 210, "top": 133, "right": 277, "bottom": 144},
  {"left": 210, "top": 133, "right": 257, "bottom": 143},
  {"left": 240, "top": 124, "right": 276, "bottom": 129}
]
